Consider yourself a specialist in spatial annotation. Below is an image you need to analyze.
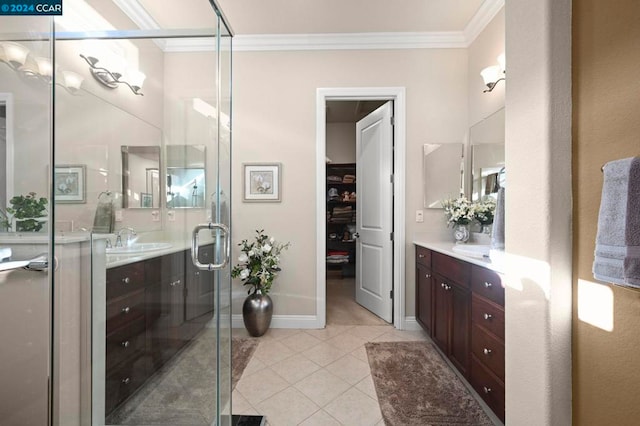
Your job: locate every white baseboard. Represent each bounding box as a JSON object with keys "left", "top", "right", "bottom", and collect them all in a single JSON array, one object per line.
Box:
[
  {"left": 232, "top": 314, "right": 321, "bottom": 330},
  {"left": 402, "top": 316, "right": 423, "bottom": 331}
]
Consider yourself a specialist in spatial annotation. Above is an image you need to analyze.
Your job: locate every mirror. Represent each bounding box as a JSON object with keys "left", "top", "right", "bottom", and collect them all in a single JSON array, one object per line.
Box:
[
  {"left": 423, "top": 143, "right": 464, "bottom": 208},
  {"left": 122, "top": 146, "right": 161, "bottom": 209},
  {"left": 166, "top": 145, "right": 206, "bottom": 209},
  {"left": 469, "top": 107, "right": 505, "bottom": 201}
]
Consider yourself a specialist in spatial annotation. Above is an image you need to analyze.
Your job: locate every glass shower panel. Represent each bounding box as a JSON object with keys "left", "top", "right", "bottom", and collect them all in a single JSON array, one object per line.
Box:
[
  {"left": 0, "top": 16, "right": 54, "bottom": 426},
  {"left": 52, "top": 1, "right": 232, "bottom": 424}
]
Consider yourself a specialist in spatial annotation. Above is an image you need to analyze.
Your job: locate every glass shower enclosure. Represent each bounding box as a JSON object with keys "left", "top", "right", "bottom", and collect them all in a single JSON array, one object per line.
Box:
[{"left": 0, "top": 1, "right": 233, "bottom": 424}]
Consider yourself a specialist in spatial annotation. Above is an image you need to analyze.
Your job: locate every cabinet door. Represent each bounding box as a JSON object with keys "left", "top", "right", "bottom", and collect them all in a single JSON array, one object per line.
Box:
[
  {"left": 185, "top": 244, "right": 215, "bottom": 325},
  {"left": 145, "top": 282, "right": 167, "bottom": 371},
  {"left": 416, "top": 264, "right": 433, "bottom": 335},
  {"left": 449, "top": 283, "right": 470, "bottom": 376},
  {"left": 432, "top": 275, "right": 449, "bottom": 352}
]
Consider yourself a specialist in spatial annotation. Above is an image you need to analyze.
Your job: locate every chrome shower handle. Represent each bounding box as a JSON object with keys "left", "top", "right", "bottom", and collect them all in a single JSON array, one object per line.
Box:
[{"left": 191, "top": 223, "right": 230, "bottom": 271}]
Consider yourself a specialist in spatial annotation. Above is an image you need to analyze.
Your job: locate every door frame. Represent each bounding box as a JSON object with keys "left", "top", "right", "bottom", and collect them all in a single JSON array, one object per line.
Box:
[{"left": 315, "top": 87, "right": 406, "bottom": 329}]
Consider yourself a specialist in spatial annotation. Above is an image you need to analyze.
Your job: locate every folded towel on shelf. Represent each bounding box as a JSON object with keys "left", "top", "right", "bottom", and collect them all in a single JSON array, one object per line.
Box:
[
  {"left": 342, "top": 174, "right": 356, "bottom": 183},
  {"left": 592, "top": 156, "right": 640, "bottom": 287}
]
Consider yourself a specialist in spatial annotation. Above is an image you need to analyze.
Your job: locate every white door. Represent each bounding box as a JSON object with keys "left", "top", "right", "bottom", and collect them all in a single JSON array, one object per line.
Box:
[{"left": 355, "top": 102, "right": 393, "bottom": 322}]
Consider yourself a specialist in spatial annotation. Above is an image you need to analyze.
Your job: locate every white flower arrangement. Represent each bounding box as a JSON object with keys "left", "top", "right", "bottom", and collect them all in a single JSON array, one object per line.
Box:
[
  {"left": 231, "top": 230, "right": 290, "bottom": 295},
  {"left": 471, "top": 197, "right": 497, "bottom": 225},
  {"left": 441, "top": 196, "right": 475, "bottom": 227}
]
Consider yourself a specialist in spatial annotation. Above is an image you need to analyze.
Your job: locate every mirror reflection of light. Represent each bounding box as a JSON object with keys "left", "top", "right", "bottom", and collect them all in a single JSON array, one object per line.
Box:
[{"left": 578, "top": 279, "right": 614, "bottom": 332}]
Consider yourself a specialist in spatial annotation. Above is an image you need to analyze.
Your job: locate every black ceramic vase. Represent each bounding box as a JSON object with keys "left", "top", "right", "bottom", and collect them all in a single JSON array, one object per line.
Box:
[{"left": 242, "top": 290, "right": 273, "bottom": 337}]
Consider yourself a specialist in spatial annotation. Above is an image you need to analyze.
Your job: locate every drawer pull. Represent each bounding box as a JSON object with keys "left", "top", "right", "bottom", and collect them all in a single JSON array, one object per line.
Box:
[
  {"left": 418, "top": 254, "right": 426, "bottom": 258},
  {"left": 483, "top": 348, "right": 492, "bottom": 355},
  {"left": 483, "top": 386, "right": 492, "bottom": 394},
  {"left": 122, "top": 377, "right": 131, "bottom": 385},
  {"left": 425, "top": 273, "right": 431, "bottom": 279},
  {"left": 121, "top": 306, "right": 131, "bottom": 314},
  {"left": 483, "top": 313, "right": 493, "bottom": 320},
  {"left": 121, "top": 340, "right": 130, "bottom": 348},
  {"left": 484, "top": 281, "right": 492, "bottom": 288},
  {"left": 122, "top": 277, "right": 130, "bottom": 284}
]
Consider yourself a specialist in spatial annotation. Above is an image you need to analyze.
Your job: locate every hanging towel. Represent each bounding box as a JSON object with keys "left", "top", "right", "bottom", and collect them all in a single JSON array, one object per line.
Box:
[
  {"left": 491, "top": 187, "right": 505, "bottom": 250},
  {"left": 93, "top": 191, "right": 115, "bottom": 234},
  {"left": 592, "top": 156, "right": 640, "bottom": 288}
]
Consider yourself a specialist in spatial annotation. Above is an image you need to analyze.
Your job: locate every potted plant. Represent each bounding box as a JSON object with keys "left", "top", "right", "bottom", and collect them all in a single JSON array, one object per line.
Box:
[
  {"left": 472, "top": 197, "right": 497, "bottom": 234},
  {"left": 1, "top": 192, "right": 48, "bottom": 232},
  {"left": 231, "top": 229, "right": 290, "bottom": 337},
  {"left": 441, "top": 196, "right": 475, "bottom": 243}
]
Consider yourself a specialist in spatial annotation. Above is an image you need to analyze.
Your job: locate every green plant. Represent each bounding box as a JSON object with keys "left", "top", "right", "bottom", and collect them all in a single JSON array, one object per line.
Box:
[
  {"left": 231, "top": 229, "right": 290, "bottom": 295},
  {"left": 472, "top": 197, "right": 497, "bottom": 225},
  {"left": 3, "top": 192, "right": 48, "bottom": 232}
]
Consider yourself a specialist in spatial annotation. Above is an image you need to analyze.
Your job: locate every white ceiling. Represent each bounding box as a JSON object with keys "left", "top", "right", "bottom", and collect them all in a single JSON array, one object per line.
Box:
[{"left": 215, "top": 0, "right": 485, "bottom": 35}]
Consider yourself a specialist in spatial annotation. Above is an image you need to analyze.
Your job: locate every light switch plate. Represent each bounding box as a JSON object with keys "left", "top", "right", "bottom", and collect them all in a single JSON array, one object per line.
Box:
[
  {"left": 115, "top": 210, "right": 123, "bottom": 222},
  {"left": 152, "top": 211, "right": 160, "bottom": 222},
  {"left": 168, "top": 211, "right": 175, "bottom": 222},
  {"left": 416, "top": 210, "right": 424, "bottom": 223}
]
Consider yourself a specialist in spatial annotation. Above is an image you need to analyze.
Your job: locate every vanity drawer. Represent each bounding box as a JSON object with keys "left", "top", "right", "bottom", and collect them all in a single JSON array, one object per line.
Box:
[
  {"left": 106, "top": 316, "right": 146, "bottom": 371},
  {"left": 106, "top": 262, "right": 146, "bottom": 300},
  {"left": 106, "top": 289, "right": 145, "bottom": 334},
  {"left": 105, "top": 354, "right": 148, "bottom": 415},
  {"left": 470, "top": 355, "right": 505, "bottom": 422},
  {"left": 415, "top": 246, "right": 431, "bottom": 267},
  {"left": 432, "top": 251, "right": 470, "bottom": 287},
  {"left": 471, "top": 323, "right": 505, "bottom": 381},
  {"left": 471, "top": 293, "right": 505, "bottom": 340},
  {"left": 471, "top": 265, "right": 504, "bottom": 306}
]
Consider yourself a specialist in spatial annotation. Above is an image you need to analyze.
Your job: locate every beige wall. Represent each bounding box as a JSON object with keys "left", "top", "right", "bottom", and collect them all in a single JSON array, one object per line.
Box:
[
  {"left": 232, "top": 48, "right": 468, "bottom": 317},
  {"left": 573, "top": 1, "right": 640, "bottom": 424}
]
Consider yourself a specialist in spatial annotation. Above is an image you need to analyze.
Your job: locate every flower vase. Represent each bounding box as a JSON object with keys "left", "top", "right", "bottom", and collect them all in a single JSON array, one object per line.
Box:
[
  {"left": 242, "top": 290, "right": 273, "bottom": 337},
  {"left": 453, "top": 223, "right": 470, "bottom": 244}
]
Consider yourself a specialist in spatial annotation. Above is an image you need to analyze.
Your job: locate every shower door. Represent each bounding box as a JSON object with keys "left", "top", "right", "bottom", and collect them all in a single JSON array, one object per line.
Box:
[{"left": 0, "top": 16, "right": 55, "bottom": 426}]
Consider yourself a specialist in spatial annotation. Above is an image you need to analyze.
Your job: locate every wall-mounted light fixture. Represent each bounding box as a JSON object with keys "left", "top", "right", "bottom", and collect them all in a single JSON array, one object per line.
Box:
[
  {"left": 79, "top": 54, "right": 145, "bottom": 96},
  {"left": 0, "top": 41, "right": 84, "bottom": 94},
  {"left": 481, "top": 53, "right": 506, "bottom": 93}
]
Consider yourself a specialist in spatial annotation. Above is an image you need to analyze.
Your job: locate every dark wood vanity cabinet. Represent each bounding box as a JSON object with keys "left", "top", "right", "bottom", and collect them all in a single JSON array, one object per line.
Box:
[
  {"left": 415, "top": 245, "right": 505, "bottom": 422},
  {"left": 105, "top": 245, "right": 215, "bottom": 416}
]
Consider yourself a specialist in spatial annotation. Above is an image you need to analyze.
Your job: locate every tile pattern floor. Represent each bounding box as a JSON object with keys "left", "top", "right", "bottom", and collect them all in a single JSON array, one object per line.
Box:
[
  {"left": 232, "top": 325, "right": 430, "bottom": 426},
  {"left": 231, "top": 276, "right": 430, "bottom": 425}
]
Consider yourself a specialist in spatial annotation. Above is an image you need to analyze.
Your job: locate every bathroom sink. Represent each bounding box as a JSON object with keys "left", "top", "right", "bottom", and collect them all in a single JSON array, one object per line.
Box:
[
  {"left": 451, "top": 244, "right": 490, "bottom": 259},
  {"left": 107, "top": 242, "right": 173, "bottom": 254}
]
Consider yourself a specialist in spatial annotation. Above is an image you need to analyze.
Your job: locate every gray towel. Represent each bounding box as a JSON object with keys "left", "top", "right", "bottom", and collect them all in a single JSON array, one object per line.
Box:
[
  {"left": 92, "top": 192, "right": 115, "bottom": 234},
  {"left": 491, "top": 187, "right": 505, "bottom": 250},
  {"left": 592, "top": 157, "right": 640, "bottom": 286}
]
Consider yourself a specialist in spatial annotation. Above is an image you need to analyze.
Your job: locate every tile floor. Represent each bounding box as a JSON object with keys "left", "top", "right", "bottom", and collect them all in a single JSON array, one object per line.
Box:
[
  {"left": 232, "top": 276, "right": 434, "bottom": 425},
  {"left": 232, "top": 325, "right": 430, "bottom": 426}
]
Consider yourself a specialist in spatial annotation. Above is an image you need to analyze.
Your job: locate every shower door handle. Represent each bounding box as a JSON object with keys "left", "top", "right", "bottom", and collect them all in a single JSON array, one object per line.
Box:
[{"left": 191, "top": 223, "right": 230, "bottom": 271}]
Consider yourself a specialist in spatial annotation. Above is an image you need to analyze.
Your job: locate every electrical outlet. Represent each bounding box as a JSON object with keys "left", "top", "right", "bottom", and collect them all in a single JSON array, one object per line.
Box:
[
  {"left": 416, "top": 210, "right": 424, "bottom": 223},
  {"left": 167, "top": 210, "right": 175, "bottom": 222},
  {"left": 115, "top": 209, "right": 123, "bottom": 222}
]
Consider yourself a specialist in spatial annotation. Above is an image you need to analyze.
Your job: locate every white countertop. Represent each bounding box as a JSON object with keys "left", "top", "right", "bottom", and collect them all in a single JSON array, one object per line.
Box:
[
  {"left": 0, "top": 232, "right": 91, "bottom": 244},
  {"left": 106, "top": 236, "right": 216, "bottom": 268},
  {"left": 413, "top": 237, "right": 505, "bottom": 273}
]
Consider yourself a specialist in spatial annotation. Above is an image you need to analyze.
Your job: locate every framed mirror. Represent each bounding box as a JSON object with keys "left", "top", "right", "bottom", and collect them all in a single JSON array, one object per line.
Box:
[
  {"left": 121, "top": 146, "right": 161, "bottom": 209},
  {"left": 166, "top": 145, "right": 206, "bottom": 209},
  {"left": 423, "top": 143, "right": 464, "bottom": 208},
  {"left": 469, "top": 107, "right": 505, "bottom": 201}
]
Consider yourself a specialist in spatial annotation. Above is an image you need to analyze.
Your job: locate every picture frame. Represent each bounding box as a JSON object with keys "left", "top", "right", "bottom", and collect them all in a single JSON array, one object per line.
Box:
[
  {"left": 243, "top": 163, "right": 281, "bottom": 202},
  {"left": 140, "top": 192, "right": 153, "bottom": 208},
  {"left": 54, "top": 165, "right": 86, "bottom": 203}
]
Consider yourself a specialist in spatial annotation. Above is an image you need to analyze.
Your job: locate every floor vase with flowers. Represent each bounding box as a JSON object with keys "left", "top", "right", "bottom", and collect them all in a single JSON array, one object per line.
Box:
[{"left": 242, "top": 290, "right": 273, "bottom": 337}]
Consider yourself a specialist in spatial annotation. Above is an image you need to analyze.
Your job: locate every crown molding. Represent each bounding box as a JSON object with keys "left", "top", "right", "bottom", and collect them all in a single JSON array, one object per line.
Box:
[
  {"left": 116, "top": 0, "right": 504, "bottom": 52},
  {"left": 464, "top": 0, "right": 505, "bottom": 45}
]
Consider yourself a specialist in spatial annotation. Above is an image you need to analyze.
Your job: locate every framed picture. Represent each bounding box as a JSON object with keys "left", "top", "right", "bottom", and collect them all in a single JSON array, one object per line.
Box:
[
  {"left": 140, "top": 192, "right": 153, "bottom": 208},
  {"left": 54, "top": 165, "right": 86, "bottom": 203},
  {"left": 243, "top": 163, "right": 281, "bottom": 202}
]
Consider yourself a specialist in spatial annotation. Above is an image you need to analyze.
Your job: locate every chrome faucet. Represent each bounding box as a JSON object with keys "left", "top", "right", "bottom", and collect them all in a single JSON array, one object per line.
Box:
[{"left": 115, "top": 227, "right": 136, "bottom": 247}]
